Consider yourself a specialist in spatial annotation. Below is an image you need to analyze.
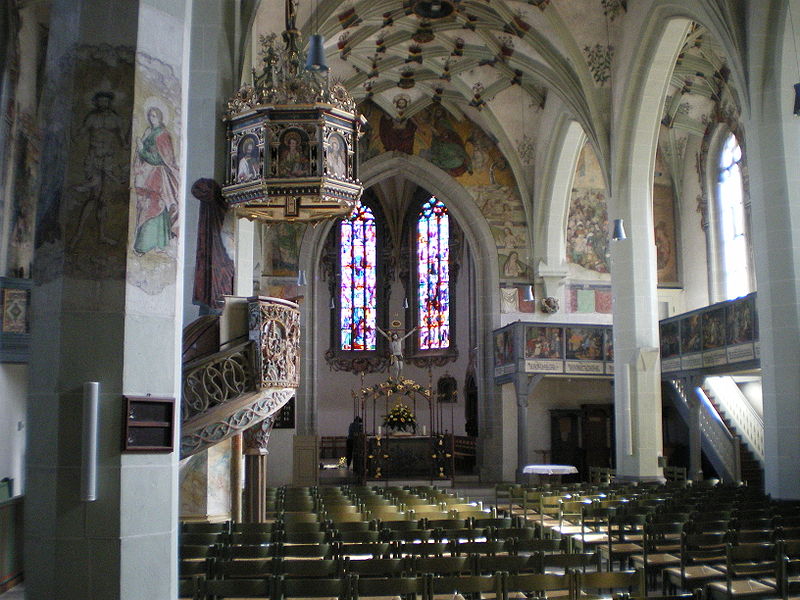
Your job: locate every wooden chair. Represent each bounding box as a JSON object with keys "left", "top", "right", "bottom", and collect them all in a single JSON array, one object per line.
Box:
[
  {"left": 575, "top": 568, "right": 646, "bottom": 600},
  {"left": 412, "top": 555, "right": 472, "bottom": 577},
  {"left": 344, "top": 556, "right": 409, "bottom": 578},
  {"left": 274, "top": 575, "right": 350, "bottom": 600},
  {"left": 501, "top": 571, "right": 574, "bottom": 600},
  {"left": 428, "top": 573, "right": 503, "bottom": 600},
  {"left": 336, "top": 541, "right": 393, "bottom": 560},
  {"left": 274, "top": 542, "right": 333, "bottom": 559},
  {"left": 474, "top": 554, "right": 538, "bottom": 576},
  {"left": 705, "top": 543, "right": 777, "bottom": 600},
  {"left": 201, "top": 577, "right": 273, "bottom": 600},
  {"left": 182, "top": 521, "right": 230, "bottom": 534},
  {"left": 178, "top": 574, "right": 202, "bottom": 600},
  {"left": 349, "top": 573, "right": 428, "bottom": 600},
  {"left": 540, "top": 551, "right": 601, "bottom": 574},
  {"left": 663, "top": 531, "right": 728, "bottom": 595},
  {"left": 630, "top": 521, "right": 683, "bottom": 589}
]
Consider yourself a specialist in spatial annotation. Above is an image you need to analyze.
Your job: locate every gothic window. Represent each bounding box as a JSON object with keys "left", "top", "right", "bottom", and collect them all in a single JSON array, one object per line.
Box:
[
  {"left": 416, "top": 196, "right": 450, "bottom": 350},
  {"left": 717, "top": 133, "right": 750, "bottom": 300},
  {"left": 340, "top": 202, "right": 377, "bottom": 351}
]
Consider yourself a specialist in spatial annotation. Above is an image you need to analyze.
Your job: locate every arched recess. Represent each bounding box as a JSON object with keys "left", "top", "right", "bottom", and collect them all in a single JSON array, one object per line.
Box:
[
  {"left": 533, "top": 117, "right": 586, "bottom": 292},
  {"left": 610, "top": 16, "right": 691, "bottom": 479},
  {"left": 296, "top": 152, "right": 503, "bottom": 476}
]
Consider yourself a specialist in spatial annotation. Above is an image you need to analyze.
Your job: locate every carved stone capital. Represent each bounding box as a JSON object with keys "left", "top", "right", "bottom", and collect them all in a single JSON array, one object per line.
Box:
[{"left": 243, "top": 416, "right": 275, "bottom": 455}]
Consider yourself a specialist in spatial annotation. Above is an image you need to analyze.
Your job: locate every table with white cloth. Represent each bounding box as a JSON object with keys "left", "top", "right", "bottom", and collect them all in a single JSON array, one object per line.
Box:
[{"left": 522, "top": 464, "right": 579, "bottom": 485}]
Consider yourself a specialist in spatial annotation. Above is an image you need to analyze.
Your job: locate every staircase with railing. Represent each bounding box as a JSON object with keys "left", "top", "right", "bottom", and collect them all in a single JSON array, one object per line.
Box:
[
  {"left": 666, "top": 378, "right": 741, "bottom": 483},
  {"left": 701, "top": 376, "right": 764, "bottom": 490},
  {"left": 180, "top": 296, "right": 300, "bottom": 459}
]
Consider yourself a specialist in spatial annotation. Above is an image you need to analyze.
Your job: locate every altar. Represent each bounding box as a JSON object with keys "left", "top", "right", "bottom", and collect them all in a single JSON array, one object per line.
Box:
[
  {"left": 353, "top": 376, "right": 454, "bottom": 483},
  {"left": 362, "top": 433, "right": 453, "bottom": 481}
]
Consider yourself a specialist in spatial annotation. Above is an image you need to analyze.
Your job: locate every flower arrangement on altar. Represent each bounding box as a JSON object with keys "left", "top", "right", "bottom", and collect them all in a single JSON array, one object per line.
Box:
[{"left": 383, "top": 402, "right": 416, "bottom": 433}]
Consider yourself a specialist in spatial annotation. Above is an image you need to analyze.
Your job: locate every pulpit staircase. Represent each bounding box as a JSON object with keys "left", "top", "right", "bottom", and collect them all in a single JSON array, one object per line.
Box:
[
  {"left": 665, "top": 377, "right": 764, "bottom": 491},
  {"left": 179, "top": 297, "right": 300, "bottom": 459}
]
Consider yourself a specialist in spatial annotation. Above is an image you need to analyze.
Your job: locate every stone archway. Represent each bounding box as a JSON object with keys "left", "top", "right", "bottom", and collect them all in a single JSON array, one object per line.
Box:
[{"left": 297, "top": 152, "right": 505, "bottom": 479}]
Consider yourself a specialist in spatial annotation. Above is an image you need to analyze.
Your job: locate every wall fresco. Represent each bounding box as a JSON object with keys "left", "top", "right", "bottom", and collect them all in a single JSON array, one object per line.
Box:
[
  {"left": 567, "top": 143, "right": 609, "bottom": 274},
  {"left": 126, "top": 51, "right": 182, "bottom": 295},
  {"left": 61, "top": 45, "right": 136, "bottom": 281},
  {"left": 359, "top": 101, "right": 529, "bottom": 282}
]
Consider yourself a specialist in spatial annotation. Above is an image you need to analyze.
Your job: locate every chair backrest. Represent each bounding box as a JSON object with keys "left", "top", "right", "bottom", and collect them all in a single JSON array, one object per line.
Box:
[
  {"left": 335, "top": 541, "right": 392, "bottom": 559},
  {"left": 201, "top": 577, "right": 273, "bottom": 599},
  {"left": 429, "top": 573, "right": 502, "bottom": 599},
  {"left": 514, "top": 537, "right": 564, "bottom": 555},
  {"left": 344, "top": 556, "right": 408, "bottom": 577},
  {"left": 576, "top": 568, "right": 645, "bottom": 599},
  {"left": 475, "top": 554, "right": 536, "bottom": 575},
  {"left": 349, "top": 574, "right": 427, "bottom": 600},
  {"left": 275, "top": 575, "right": 349, "bottom": 600},
  {"left": 502, "top": 571, "right": 574, "bottom": 600},
  {"left": 541, "top": 551, "right": 601, "bottom": 573},
  {"left": 412, "top": 555, "right": 471, "bottom": 576},
  {"left": 213, "top": 558, "right": 274, "bottom": 579},
  {"left": 275, "top": 542, "right": 333, "bottom": 558}
]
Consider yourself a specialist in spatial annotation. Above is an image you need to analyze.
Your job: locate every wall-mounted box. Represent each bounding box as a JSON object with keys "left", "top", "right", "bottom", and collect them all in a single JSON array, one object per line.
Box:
[{"left": 123, "top": 396, "right": 175, "bottom": 452}]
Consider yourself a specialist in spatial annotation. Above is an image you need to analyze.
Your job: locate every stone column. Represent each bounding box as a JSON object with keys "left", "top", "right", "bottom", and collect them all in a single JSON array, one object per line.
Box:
[
  {"left": 26, "top": 0, "right": 190, "bottom": 597},
  {"left": 514, "top": 374, "right": 542, "bottom": 483},
  {"left": 687, "top": 378, "right": 703, "bottom": 482},
  {"left": 610, "top": 238, "right": 663, "bottom": 481},
  {"left": 743, "top": 2, "right": 800, "bottom": 500},
  {"left": 242, "top": 417, "right": 274, "bottom": 523}
]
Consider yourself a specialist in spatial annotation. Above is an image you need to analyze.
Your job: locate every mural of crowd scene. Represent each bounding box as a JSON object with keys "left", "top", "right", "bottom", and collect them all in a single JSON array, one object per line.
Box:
[
  {"left": 494, "top": 329, "right": 514, "bottom": 366},
  {"left": 565, "top": 327, "right": 604, "bottom": 360},
  {"left": 566, "top": 189, "right": 609, "bottom": 273},
  {"left": 681, "top": 314, "right": 702, "bottom": 353},
  {"left": 525, "top": 326, "right": 563, "bottom": 359},
  {"left": 567, "top": 142, "right": 609, "bottom": 274},
  {"left": 653, "top": 184, "right": 679, "bottom": 285},
  {"left": 702, "top": 307, "right": 726, "bottom": 350},
  {"left": 359, "top": 101, "right": 529, "bottom": 279},
  {"left": 64, "top": 46, "right": 136, "bottom": 281},
  {"left": 660, "top": 321, "right": 680, "bottom": 357},
  {"left": 727, "top": 296, "right": 755, "bottom": 344},
  {"left": 127, "top": 51, "right": 183, "bottom": 297},
  {"left": 263, "top": 223, "right": 306, "bottom": 277}
]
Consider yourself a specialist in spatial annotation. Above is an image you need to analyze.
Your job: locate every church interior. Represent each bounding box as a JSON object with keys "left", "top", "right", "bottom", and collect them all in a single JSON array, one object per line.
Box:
[{"left": 2, "top": 0, "right": 800, "bottom": 598}]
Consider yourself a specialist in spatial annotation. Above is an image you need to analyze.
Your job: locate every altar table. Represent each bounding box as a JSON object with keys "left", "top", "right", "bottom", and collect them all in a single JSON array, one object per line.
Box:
[{"left": 522, "top": 464, "right": 578, "bottom": 485}]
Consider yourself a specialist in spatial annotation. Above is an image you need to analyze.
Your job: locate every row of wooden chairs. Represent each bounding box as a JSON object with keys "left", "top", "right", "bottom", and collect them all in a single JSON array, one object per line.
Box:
[
  {"left": 182, "top": 567, "right": 648, "bottom": 600},
  {"left": 184, "top": 549, "right": 602, "bottom": 582}
]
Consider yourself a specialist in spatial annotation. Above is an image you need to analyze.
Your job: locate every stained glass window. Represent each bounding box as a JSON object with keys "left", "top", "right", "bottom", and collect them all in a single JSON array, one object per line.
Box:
[
  {"left": 340, "top": 202, "right": 377, "bottom": 351},
  {"left": 417, "top": 197, "right": 450, "bottom": 349},
  {"left": 717, "top": 133, "right": 749, "bottom": 300}
]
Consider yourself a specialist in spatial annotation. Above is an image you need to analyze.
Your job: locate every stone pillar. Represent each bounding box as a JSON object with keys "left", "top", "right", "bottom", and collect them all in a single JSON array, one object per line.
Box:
[
  {"left": 687, "top": 379, "right": 703, "bottom": 482},
  {"left": 514, "top": 374, "right": 542, "bottom": 483},
  {"left": 243, "top": 417, "right": 274, "bottom": 523},
  {"left": 26, "top": 0, "right": 190, "bottom": 597},
  {"left": 610, "top": 238, "right": 663, "bottom": 481},
  {"left": 743, "top": 2, "right": 800, "bottom": 500}
]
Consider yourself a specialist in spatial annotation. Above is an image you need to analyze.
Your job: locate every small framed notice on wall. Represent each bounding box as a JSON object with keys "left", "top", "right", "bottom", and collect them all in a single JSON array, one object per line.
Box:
[{"left": 123, "top": 396, "right": 175, "bottom": 452}]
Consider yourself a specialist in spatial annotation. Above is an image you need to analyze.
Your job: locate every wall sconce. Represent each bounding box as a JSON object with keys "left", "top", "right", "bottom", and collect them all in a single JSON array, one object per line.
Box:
[
  {"left": 297, "top": 270, "right": 307, "bottom": 286},
  {"left": 612, "top": 218, "right": 627, "bottom": 241},
  {"left": 403, "top": 297, "right": 409, "bottom": 309},
  {"left": 329, "top": 297, "right": 335, "bottom": 310}
]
